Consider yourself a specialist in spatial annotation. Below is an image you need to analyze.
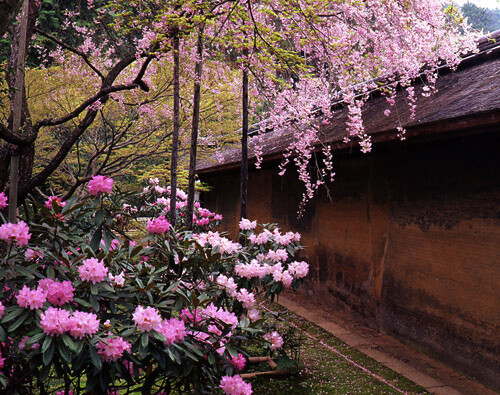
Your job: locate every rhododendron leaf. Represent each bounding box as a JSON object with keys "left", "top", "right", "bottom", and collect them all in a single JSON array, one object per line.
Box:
[
  {"left": 152, "top": 331, "right": 166, "bottom": 343},
  {"left": 61, "top": 333, "right": 77, "bottom": 352},
  {"left": 73, "top": 297, "right": 92, "bottom": 308},
  {"left": 0, "top": 325, "right": 5, "bottom": 342},
  {"left": 167, "top": 348, "right": 181, "bottom": 364},
  {"left": 47, "top": 266, "right": 55, "bottom": 279},
  {"left": 25, "top": 332, "right": 44, "bottom": 347},
  {"left": 141, "top": 332, "right": 149, "bottom": 349},
  {"left": 207, "top": 352, "right": 215, "bottom": 365},
  {"left": 1, "top": 307, "right": 23, "bottom": 324},
  {"left": 42, "top": 341, "right": 54, "bottom": 366},
  {"left": 90, "top": 228, "right": 102, "bottom": 251},
  {"left": 58, "top": 342, "right": 71, "bottom": 364},
  {"left": 8, "top": 310, "right": 29, "bottom": 332},
  {"left": 41, "top": 335, "right": 53, "bottom": 354},
  {"left": 102, "top": 226, "right": 111, "bottom": 248},
  {"left": 90, "top": 284, "right": 98, "bottom": 295},
  {"left": 89, "top": 295, "right": 100, "bottom": 312},
  {"left": 182, "top": 341, "right": 204, "bottom": 357},
  {"left": 89, "top": 345, "right": 102, "bottom": 371}
]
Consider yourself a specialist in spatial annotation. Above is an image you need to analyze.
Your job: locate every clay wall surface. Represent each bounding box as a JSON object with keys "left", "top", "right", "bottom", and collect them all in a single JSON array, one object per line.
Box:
[{"left": 199, "top": 130, "right": 500, "bottom": 389}]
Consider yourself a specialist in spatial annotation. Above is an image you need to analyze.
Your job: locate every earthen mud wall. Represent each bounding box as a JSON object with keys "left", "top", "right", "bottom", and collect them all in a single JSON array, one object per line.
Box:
[{"left": 200, "top": 131, "right": 500, "bottom": 389}]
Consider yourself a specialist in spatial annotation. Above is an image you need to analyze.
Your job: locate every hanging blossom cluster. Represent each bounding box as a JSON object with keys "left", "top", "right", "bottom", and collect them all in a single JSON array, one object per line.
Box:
[{"left": 244, "top": 0, "right": 478, "bottom": 214}]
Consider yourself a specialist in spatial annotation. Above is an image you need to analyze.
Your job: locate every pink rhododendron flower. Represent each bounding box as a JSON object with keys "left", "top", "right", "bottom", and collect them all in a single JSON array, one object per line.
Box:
[
  {"left": 40, "top": 307, "right": 72, "bottom": 336},
  {"left": 25, "top": 248, "right": 44, "bottom": 261},
  {"left": 156, "top": 318, "right": 186, "bottom": 346},
  {"left": 287, "top": 261, "right": 309, "bottom": 279},
  {"left": 239, "top": 218, "right": 257, "bottom": 230},
  {"left": 266, "top": 249, "right": 288, "bottom": 263},
  {"left": 0, "top": 220, "right": 31, "bottom": 246},
  {"left": 219, "top": 375, "right": 252, "bottom": 395},
  {"left": 0, "top": 192, "right": 7, "bottom": 209},
  {"left": 133, "top": 305, "right": 162, "bottom": 332},
  {"left": 97, "top": 336, "right": 131, "bottom": 362},
  {"left": 231, "top": 353, "right": 246, "bottom": 371},
  {"left": 147, "top": 216, "right": 170, "bottom": 234},
  {"left": 236, "top": 289, "right": 255, "bottom": 309},
  {"left": 45, "top": 196, "right": 66, "bottom": 209},
  {"left": 16, "top": 285, "right": 47, "bottom": 310},
  {"left": 38, "top": 278, "right": 74, "bottom": 306},
  {"left": 201, "top": 303, "right": 238, "bottom": 329},
  {"left": 247, "top": 309, "right": 260, "bottom": 322},
  {"left": 0, "top": 301, "right": 5, "bottom": 319},
  {"left": 68, "top": 311, "right": 100, "bottom": 339},
  {"left": 264, "top": 331, "right": 284, "bottom": 350},
  {"left": 216, "top": 275, "right": 238, "bottom": 296},
  {"left": 109, "top": 271, "right": 125, "bottom": 287},
  {"left": 87, "top": 175, "right": 114, "bottom": 195},
  {"left": 78, "top": 257, "right": 108, "bottom": 284}
]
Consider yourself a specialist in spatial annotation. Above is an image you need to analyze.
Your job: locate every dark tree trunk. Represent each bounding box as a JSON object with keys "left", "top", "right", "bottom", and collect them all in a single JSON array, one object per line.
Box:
[
  {"left": 240, "top": 68, "right": 249, "bottom": 221},
  {"left": 186, "top": 28, "right": 204, "bottom": 230},
  {"left": 169, "top": 35, "right": 180, "bottom": 226},
  {"left": 0, "top": 0, "right": 22, "bottom": 37},
  {"left": 8, "top": 0, "right": 29, "bottom": 222}
]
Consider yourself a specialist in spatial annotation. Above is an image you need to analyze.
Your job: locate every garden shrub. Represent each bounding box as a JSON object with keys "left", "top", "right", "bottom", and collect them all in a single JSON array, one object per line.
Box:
[{"left": 0, "top": 178, "right": 308, "bottom": 394}]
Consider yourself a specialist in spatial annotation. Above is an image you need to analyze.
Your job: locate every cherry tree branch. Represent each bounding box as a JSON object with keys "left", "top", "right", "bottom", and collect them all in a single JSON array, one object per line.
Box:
[{"left": 34, "top": 27, "right": 105, "bottom": 81}]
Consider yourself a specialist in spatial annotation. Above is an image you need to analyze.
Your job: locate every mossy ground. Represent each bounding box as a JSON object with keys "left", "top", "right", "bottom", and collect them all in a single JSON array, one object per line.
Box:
[{"left": 249, "top": 300, "right": 428, "bottom": 395}]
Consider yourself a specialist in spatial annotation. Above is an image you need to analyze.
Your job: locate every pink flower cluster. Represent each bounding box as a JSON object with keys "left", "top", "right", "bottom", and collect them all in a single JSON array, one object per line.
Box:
[
  {"left": 287, "top": 261, "right": 309, "bottom": 279},
  {"left": 38, "top": 278, "right": 74, "bottom": 306},
  {"left": 40, "top": 307, "right": 100, "bottom": 338},
  {"left": 96, "top": 336, "right": 131, "bottom": 362},
  {"left": 193, "top": 231, "right": 240, "bottom": 255},
  {"left": 146, "top": 216, "right": 170, "bottom": 234},
  {"left": 200, "top": 303, "right": 238, "bottom": 329},
  {"left": 219, "top": 375, "right": 252, "bottom": 395},
  {"left": 239, "top": 218, "right": 257, "bottom": 230},
  {"left": 45, "top": 196, "right": 66, "bottom": 209},
  {"left": 231, "top": 353, "right": 246, "bottom": 371},
  {"left": 193, "top": 207, "right": 223, "bottom": 227},
  {"left": 264, "top": 331, "right": 284, "bottom": 350},
  {"left": 0, "top": 192, "right": 7, "bottom": 209},
  {"left": 0, "top": 302, "right": 4, "bottom": 319},
  {"left": 133, "top": 305, "right": 162, "bottom": 332},
  {"left": 78, "top": 257, "right": 108, "bottom": 284},
  {"left": 236, "top": 289, "right": 255, "bottom": 309},
  {"left": 266, "top": 249, "right": 288, "bottom": 263},
  {"left": 87, "top": 175, "right": 114, "bottom": 195},
  {"left": 16, "top": 285, "right": 47, "bottom": 310},
  {"left": 0, "top": 220, "right": 31, "bottom": 246},
  {"left": 156, "top": 318, "right": 186, "bottom": 346}
]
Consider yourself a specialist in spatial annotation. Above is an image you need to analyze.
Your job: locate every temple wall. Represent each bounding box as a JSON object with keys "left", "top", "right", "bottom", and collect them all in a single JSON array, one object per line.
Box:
[{"left": 200, "top": 131, "right": 500, "bottom": 389}]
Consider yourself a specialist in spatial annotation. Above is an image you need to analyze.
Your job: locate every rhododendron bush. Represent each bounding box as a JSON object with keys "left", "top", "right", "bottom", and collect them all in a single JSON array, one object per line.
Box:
[{"left": 0, "top": 177, "right": 308, "bottom": 394}]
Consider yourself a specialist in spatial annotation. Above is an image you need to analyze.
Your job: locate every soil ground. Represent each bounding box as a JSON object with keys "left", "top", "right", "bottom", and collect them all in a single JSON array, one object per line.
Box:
[{"left": 277, "top": 291, "right": 498, "bottom": 395}]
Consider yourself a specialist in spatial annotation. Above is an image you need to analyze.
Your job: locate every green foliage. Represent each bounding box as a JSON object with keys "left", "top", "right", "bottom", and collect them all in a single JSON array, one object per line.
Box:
[{"left": 461, "top": 2, "right": 500, "bottom": 32}]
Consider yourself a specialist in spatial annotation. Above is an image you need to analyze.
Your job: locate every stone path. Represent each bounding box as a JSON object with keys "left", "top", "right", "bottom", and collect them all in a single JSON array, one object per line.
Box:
[{"left": 278, "top": 293, "right": 497, "bottom": 395}]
